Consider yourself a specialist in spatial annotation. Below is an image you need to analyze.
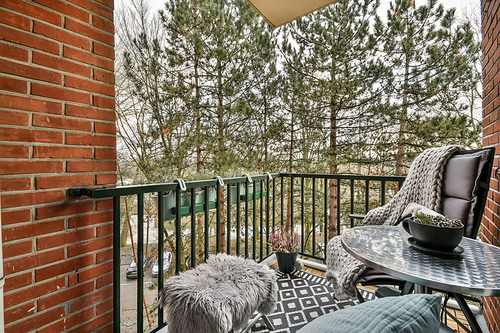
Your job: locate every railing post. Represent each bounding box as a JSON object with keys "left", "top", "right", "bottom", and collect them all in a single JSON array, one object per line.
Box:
[
  {"left": 190, "top": 188, "right": 196, "bottom": 268},
  {"left": 281, "top": 177, "right": 284, "bottom": 227},
  {"left": 266, "top": 177, "right": 271, "bottom": 255},
  {"left": 381, "top": 180, "right": 386, "bottom": 206},
  {"left": 227, "top": 184, "right": 232, "bottom": 255},
  {"left": 365, "top": 179, "right": 369, "bottom": 214},
  {"left": 245, "top": 181, "right": 249, "bottom": 258},
  {"left": 137, "top": 193, "right": 144, "bottom": 333},
  {"left": 290, "top": 176, "right": 294, "bottom": 231},
  {"left": 300, "top": 176, "right": 304, "bottom": 254},
  {"left": 175, "top": 188, "right": 181, "bottom": 274},
  {"left": 157, "top": 191, "right": 164, "bottom": 327},
  {"left": 204, "top": 186, "right": 209, "bottom": 261},
  {"left": 216, "top": 182, "right": 221, "bottom": 253},
  {"left": 252, "top": 181, "right": 256, "bottom": 259},
  {"left": 324, "top": 178, "right": 328, "bottom": 244},
  {"left": 312, "top": 178, "right": 316, "bottom": 257},
  {"left": 350, "top": 179, "right": 354, "bottom": 228},
  {"left": 113, "top": 196, "right": 120, "bottom": 333},
  {"left": 272, "top": 178, "right": 276, "bottom": 229},
  {"left": 236, "top": 183, "right": 241, "bottom": 256},
  {"left": 336, "top": 178, "right": 340, "bottom": 236},
  {"left": 259, "top": 179, "right": 264, "bottom": 260}
]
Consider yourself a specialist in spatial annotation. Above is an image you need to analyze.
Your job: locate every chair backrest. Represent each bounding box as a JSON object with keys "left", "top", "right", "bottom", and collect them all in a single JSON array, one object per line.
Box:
[{"left": 440, "top": 147, "right": 495, "bottom": 238}]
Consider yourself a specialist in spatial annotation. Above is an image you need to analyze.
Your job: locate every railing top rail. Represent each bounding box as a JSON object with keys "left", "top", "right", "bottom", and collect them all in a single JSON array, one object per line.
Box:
[
  {"left": 69, "top": 172, "right": 405, "bottom": 199},
  {"left": 69, "top": 173, "right": 282, "bottom": 198},
  {"left": 281, "top": 173, "right": 406, "bottom": 182}
]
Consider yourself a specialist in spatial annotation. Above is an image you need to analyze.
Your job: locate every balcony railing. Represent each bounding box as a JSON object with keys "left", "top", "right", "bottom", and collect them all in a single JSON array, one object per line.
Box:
[{"left": 70, "top": 172, "right": 405, "bottom": 333}]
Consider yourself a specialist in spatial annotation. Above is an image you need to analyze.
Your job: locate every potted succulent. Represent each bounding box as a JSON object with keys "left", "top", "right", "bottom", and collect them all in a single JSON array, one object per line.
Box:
[
  {"left": 268, "top": 227, "right": 300, "bottom": 273},
  {"left": 402, "top": 213, "right": 464, "bottom": 252}
]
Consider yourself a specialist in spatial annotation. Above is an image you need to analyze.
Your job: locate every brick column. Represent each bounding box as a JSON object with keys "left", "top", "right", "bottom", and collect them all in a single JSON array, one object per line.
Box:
[
  {"left": 0, "top": 0, "right": 116, "bottom": 332},
  {"left": 481, "top": 0, "right": 500, "bottom": 331}
]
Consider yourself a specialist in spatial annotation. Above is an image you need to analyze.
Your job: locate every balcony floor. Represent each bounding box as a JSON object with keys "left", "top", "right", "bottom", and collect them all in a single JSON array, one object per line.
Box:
[
  {"left": 250, "top": 264, "right": 373, "bottom": 332},
  {"left": 155, "top": 264, "right": 478, "bottom": 333},
  {"left": 293, "top": 265, "right": 474, "bottom": 333}
]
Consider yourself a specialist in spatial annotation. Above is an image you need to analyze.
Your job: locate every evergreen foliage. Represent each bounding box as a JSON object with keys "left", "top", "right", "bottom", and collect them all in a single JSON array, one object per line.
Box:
[
  {"left": 374, "top": 0, "right": 481, "bottom": 173},
  {"left": 116, "top": 0, "right": 481, "bottom": 181}
]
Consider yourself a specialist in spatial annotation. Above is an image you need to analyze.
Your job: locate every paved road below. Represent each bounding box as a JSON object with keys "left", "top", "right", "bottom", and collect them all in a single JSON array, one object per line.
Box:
[{"left": 120, "top": 263, "right": 161, "bottom": 332}]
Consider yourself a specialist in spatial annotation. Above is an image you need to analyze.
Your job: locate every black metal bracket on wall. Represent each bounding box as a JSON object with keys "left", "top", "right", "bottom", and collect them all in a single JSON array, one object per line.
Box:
[{"left": 68, "top": 188, "right": 99, "bottom": 198}]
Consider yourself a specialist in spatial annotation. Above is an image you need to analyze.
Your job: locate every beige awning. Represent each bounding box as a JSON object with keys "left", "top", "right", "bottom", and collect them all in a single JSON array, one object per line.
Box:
[{"left": 246, "top": 0, "right": 342, "bottom": 29}]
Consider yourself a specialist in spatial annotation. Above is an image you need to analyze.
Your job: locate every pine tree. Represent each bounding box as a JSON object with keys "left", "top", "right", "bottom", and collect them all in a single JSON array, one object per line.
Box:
[
  {"left": 116, "top": 0, "right": 202, "bottom": 182},
  {"left": 377, "top": 0, "right": 481, "bottom": 174},
  {"left": 161, "top": 0, "right": 216, "bottom": 174},
  {"left": 282, "top": 0, "right": 385, "bottom": 238},
  {"left": 240, "top": 37, "right": 282, "bottom": 172},
  {"left": 200, "top": 0, "right": 274, "bottom": 173}
]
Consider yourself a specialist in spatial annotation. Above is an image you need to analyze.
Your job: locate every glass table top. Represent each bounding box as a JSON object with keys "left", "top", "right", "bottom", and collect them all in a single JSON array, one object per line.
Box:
[{"left": 341, "top": 226, "right": 500, "bottom": 296}]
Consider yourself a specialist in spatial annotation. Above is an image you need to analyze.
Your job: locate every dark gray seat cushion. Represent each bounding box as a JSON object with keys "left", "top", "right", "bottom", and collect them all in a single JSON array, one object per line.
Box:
[
  {"left": 441, "top": 149, "right": 491, "bottom": 237},
  {"left": 297, "top": 293, "right": 442, "bottom": 333}
]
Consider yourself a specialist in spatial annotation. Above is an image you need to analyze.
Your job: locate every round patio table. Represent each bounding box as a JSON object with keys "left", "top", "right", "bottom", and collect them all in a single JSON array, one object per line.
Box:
[{"left": 341, "top": 225, "right": 500, "bottom": 333}]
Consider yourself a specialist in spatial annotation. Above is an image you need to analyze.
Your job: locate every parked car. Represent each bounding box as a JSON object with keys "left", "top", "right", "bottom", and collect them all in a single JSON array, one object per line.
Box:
[
  {"left": 152, "top": 252, "right": 173, "bottom": 277},
  {"left": 125, "top": 259, "right": 149, "bottom": 279},
  {"left": 126, "top": 260, "right": 139, "bottom": 279}
]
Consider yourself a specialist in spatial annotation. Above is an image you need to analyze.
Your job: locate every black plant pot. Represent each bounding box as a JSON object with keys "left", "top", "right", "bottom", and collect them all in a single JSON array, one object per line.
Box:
[
  {"left": 276, "top": 252, "right": 298, "bottom": 274},
  {"left": 402, "top": 217, "right": 464, "bottom": 252}
]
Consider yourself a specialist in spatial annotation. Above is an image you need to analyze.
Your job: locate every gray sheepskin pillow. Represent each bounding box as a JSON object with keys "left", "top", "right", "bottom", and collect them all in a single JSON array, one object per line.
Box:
[{"left": 159, "top": 253, "right": 277, "bottom": 333}]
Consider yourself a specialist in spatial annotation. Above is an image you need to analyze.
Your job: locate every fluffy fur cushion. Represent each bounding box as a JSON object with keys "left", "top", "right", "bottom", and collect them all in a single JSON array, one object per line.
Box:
[{"left": 159, "top": 253, "right": 277, "bottom": 333}]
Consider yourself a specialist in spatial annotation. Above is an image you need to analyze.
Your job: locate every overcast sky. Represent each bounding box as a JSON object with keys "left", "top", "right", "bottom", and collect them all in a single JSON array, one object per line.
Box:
[
  {"left": 379, "top": 0, "right": 480, "bottom": 16},
  {"left": 116, "top": 0, "right": 481, "bottom": 23}
]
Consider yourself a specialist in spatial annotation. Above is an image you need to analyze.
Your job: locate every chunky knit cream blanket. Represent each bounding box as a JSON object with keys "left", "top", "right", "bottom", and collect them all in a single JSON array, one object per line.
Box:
[{"left": 325, "top": 145, "right": 461, "bottom": 300}]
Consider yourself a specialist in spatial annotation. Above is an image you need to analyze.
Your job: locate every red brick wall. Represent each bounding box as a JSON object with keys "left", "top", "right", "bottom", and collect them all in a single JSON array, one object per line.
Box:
[
  {"left": 0, "top": 0, "right": 116, "bottom": 332},
  {"left": 481, "top": 0, "right": 500, "bottom": 331}
]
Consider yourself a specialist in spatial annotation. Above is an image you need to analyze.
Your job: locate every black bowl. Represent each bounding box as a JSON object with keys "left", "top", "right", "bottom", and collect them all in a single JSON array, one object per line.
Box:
[{"left": 402, "top": 217, "right": 464, "bottom": 252}]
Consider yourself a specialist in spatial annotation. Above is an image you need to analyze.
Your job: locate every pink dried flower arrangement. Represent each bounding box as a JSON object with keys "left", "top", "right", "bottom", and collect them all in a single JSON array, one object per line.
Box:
[{"left": 268, "top": 227, "right": 300, "bottom": 253}]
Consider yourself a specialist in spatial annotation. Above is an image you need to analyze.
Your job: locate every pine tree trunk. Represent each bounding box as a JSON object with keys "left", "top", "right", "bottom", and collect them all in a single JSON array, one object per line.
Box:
[
  {"left": 196, "top": 215, "right": 204, "bottom": 258},
  {"left": 286, "top": 106, "right": 294, "bottom": 232},
  {"left": 328, "top": 107, "right": 338, "bottom": 239},
  {"left": 396, "top": 57, "right": 410, "bottom": 177},
  {"left": 217, "top": 57, "right": 226, "bottom": 252},
  {"left": 195, "top": 57, "right": 202, "bottom": 173},
  {"left": 396, "top": 103, "right": 407, "bottom": 176},
  {"left": 217, "top": 71, "right": 224, "bottom": 171},
  {"left": 264, "top": 96, "right": 268, "bottom": 168},
  {"left": 219, "top": 186, "right": 226, "bottom": 253}
]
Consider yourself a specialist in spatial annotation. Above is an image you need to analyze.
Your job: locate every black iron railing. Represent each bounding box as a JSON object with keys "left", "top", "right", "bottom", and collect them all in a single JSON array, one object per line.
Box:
[{"left": 70, "top": 172, "right": 404, "bottom": 333}]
